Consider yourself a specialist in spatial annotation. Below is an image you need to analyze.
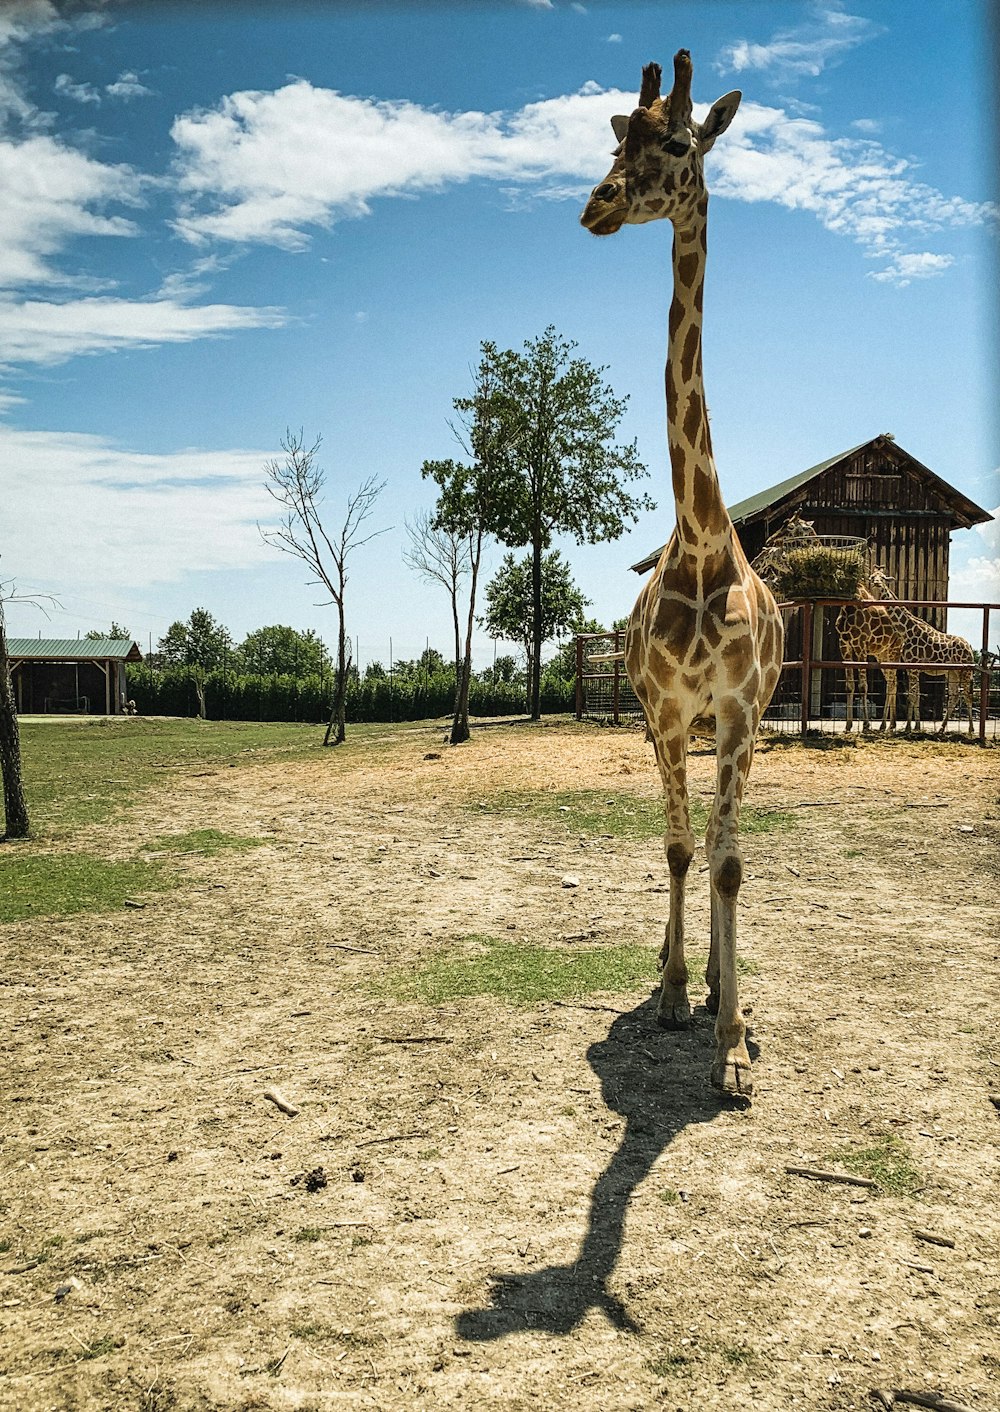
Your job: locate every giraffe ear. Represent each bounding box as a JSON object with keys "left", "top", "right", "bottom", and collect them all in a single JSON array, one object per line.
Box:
[
  {"left": 610, "top": 114, "right": 630, "bottom": 143},
  {"left": 699, "top": 90, "right": 741, "bottom": 152}
]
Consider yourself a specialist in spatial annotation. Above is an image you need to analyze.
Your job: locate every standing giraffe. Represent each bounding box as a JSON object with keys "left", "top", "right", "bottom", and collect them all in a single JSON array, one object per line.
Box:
[
  {"left": 581, "top": 52, "right": 784, "bottom": 1099},
  {"left": 863, "top": 571, "right": 976, "bottom": 733},
  {"left": 836, "top": 583, "right": 906, "bottom": 733}
]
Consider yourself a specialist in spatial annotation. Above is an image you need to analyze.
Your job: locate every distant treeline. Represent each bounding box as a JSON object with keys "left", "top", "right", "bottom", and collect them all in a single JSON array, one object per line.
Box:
[{"left": 125, "top": 664, "right": 574, "bottom": 723}]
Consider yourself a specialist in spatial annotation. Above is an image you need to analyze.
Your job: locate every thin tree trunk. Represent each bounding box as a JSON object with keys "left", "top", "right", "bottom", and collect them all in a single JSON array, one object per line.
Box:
[
  {"left": 530, "top": 535, "right": 543, "bottom": 720},
  {"left": 0, "top": 610, "right": 29, "bottom": 839},
  {"left": 324, "top": 605, "right": 348, "bottom": 746},
  {"left": 451, "top": 530, "right": 482, "bottom": 745}
]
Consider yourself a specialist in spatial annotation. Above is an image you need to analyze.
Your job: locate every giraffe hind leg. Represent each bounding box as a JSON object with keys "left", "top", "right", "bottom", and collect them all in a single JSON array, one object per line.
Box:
[{"left": 652, "top": 728, "right": 694, "bottom": 1030}]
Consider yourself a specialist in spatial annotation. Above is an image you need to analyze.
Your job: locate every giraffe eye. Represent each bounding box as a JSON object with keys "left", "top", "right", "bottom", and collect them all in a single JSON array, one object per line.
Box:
[{"left": 664, "top": 137, "right": 689, "bottom": 158}]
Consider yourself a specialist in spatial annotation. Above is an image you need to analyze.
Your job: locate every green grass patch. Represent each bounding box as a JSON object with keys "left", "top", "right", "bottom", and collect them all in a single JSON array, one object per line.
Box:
[
  {"left": 78, "top": 1335, "right": 124, "bottom": 1361},
  {"left": 391, "top": 935, "right": 757, "bottom": 1008},
  {"left": 646, "top": 1353, "right": 692, "bottom": 1376},
  {"left": 148, "top": 828, "right": 267, "bottom": 856},
  {"left": 470, "top": 788, "right": 794, "bottom": 839},
  {"left": 293, "top": 1227, "right": 322, "bottom": 1243},
  {"left": 392, "top": 934, "right": 661, "bottom": 1006},
  {"left": 0, "top": 851, "right": 170, "bottom": 923},
  {"left": 829, "top": 1135, "right": 922, "bottom": 1196},
  {"left": 10, "top": 717, "right": 355, "bottom": 838}
]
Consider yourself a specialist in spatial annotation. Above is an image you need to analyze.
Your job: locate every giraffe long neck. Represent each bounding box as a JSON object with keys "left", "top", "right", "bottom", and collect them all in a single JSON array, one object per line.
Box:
[{"left": 666, "top": 198, "right": 732, "bottom": 550}]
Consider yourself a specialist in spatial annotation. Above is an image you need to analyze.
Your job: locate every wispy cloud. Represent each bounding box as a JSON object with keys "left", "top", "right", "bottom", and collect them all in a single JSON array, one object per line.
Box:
[
  {"left": 716, "top": 2, "right": 883, "bottom": 82},
  {"left": 0, "top": 295, "right": 285, "bottom": 367},
  {"left": 169, "top": 79, "right": 996, "bottom": 287},
  {"left": 2, "top": 424, "right": 277, "bottom": 593},
  {"left": 55, "top": 68, "right": 155, "bottom": 104},
  {"left": 947, "top": 503, "right": 1000, "bottom": 643}
]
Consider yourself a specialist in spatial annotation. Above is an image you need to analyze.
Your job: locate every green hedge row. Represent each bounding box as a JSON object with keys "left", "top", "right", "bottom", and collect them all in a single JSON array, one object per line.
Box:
[{"left": 125, "top": 666, "right": 574, "bottom": 722}]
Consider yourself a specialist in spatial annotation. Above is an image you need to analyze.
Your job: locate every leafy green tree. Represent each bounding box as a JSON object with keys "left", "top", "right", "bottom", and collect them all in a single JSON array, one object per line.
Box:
[
  {"left": 457, "top": 328, "right": 652, "bottom": 720},
  {"left": 85, "top": 622, "right": 131, "bottom": 640},
  {"left": 237, "top": 625, "right": 330, "bottom": 677},
  {"left": 157, "top": 609, "right": 233, "bottom": 671},
  {"left": 478, "top": 653, "right": 521, "bottom": 686},
  {"left": 481, "top": 550, "right": 590, "bottom": 693},
  {"left": 156, "top": 609, "right": 234, "bottom": 715}
]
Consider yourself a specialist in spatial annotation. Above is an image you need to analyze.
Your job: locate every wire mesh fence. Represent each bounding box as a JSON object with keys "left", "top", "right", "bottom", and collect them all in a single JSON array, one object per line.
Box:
[{"left": 577, "top": 601, "right": 1000, "bottom": 744}]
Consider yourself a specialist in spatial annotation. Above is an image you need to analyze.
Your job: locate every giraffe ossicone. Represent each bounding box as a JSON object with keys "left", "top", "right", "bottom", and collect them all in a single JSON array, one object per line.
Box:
[{"left": 582, "top": 51, "right": 784, "bottom": 1100}]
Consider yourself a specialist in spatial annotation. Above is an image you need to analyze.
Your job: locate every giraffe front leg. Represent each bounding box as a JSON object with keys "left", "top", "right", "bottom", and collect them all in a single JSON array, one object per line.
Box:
[
  {"left": 882, "top": 668, "right": 898, "bottom": 733},
  {"left": 938, "top": 672, "right": 954, "bottom": 734},
  {"left": 844, "top": 667, "right": 855, "bottom": 733},
  {"left": 905, "top": 671, "right": 920, "bottom": 733},
  {"left": 653, "top": 730, "right": 694, "bottom": 1031},
  {"left": 706, "top": 704, "right": 754, "bottom": 1100},
  {"left": 859, "top": 667, "right": 872, "bottom": 732}
]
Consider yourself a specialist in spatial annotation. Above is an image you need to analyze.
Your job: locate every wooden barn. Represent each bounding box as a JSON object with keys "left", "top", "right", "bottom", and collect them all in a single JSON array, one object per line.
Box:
[
  {"left": 7, "top": 638, "right": 143, "bottom": 716},
  {"left": 627, "top": 433, "right": 993, "bottom": 722},
  {"left": 630, "top": 433, "right": 992, "bottom": 612}
]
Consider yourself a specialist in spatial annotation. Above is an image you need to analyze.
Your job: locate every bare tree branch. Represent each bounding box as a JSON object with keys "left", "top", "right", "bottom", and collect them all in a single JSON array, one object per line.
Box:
[{"left": 258, "top": 430, "right": 387, "bottom": 746}]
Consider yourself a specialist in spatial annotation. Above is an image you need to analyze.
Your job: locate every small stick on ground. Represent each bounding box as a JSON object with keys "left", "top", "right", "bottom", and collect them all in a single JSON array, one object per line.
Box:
[
  {"left": 374, "top": 1035, "right": 453, "bottom": 1045},
  {"left": 913, "top": 1228, "right": 955, "bottom": 1249},
  {"left": 263, "top": 1087, "right": 300, "bottom": 1116},
  {"left": 785, "top": 1164, "right": 878, "bottom": 1189},
  {"left": 870, "top": 1390, "right": 977, "bottom": 1412},
  {"left": 354, "top": 1131, "right": 428, "bottom": 1148},
  {"left": 327, "top": 943, "right": 380, "bottom": 955}
]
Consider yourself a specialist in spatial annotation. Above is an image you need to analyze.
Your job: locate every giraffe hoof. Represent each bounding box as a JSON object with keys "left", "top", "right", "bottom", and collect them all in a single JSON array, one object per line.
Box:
[
  {"left": 656, "top": 986, "right": 691, "bottom": 1030},
  {"left": 711, "top": 1058, "right": 753, "bottom": 1101}
]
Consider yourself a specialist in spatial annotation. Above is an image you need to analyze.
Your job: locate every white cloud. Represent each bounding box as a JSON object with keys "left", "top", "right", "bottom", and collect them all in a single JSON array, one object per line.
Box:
[
  {"left": 0, "top": 294, "right": 286, "bottom": 366},
  {"left": 105, "top": 69, "right": 153, "bottom": 101},
  {"left": 169, "top": 79, "right": 996, "bottom": 287},
  {"left": 947, "top": 504, "right": 1000, "bottom": 644},
  {"left": 709, "top": 102, "right": 996, "bottom": 285},
  {"left": 54, "top": 72, "right": 101, "bottom": 104},
  {"left": 170, "top": 80, "right": 638, "bottom": 247},
  {"left": 1, "top": 424, "right": 277, "bottom": 596},
  {"left": 851, "top": 117, "right": 881, "bottom": 135},
  {"left": 717, "top": 2, "right": 883, "bottom": 81},
  {"left": 0, "top": 130, "right": 143, "bottom": 286},
  {"left": 606, "top": 34, "right": 622, "bottom": 44}
]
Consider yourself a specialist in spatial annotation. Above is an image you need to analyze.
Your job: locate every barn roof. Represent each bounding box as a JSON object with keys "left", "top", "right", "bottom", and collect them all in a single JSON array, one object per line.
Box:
[
  {"left": 6, "top": 638, "right": 143, "bottom": 663},
  {"left": 629, "top": 434, "right": 994, "bottom": 573}
]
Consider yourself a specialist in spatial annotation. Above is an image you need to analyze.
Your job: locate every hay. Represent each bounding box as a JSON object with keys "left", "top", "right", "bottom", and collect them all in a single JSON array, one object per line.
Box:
[{"left": 774, "top": 545, "right": 865, "bottom": 600}]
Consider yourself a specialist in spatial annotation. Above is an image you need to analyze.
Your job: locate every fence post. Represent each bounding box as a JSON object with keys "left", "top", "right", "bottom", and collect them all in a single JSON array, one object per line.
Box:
[
  {"left": 575, "top": 636, "right": 584, "bottom": 720},
  {"left": 980, "top": 606, "right": 990, "bottom": 748},
  {"left": 800, "top": 599, "right": 813, "bottom": 737}
]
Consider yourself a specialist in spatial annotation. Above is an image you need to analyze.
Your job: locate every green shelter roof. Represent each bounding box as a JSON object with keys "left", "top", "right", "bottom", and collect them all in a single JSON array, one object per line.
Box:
[{"left": 6, "top": 638, "right": 142, "bottom": 662}]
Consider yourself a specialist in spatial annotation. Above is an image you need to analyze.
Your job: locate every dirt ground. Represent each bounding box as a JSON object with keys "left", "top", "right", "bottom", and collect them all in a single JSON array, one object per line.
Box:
[{"left": 2, "top": 721, "right": 998, "bottom": 1412}]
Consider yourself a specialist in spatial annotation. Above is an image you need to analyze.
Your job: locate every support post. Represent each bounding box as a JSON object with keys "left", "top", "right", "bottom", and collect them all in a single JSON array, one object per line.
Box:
[
  {"left": 980, "top": 605, "right": 990, "bottom": 748},
  {"left": 575, "top": 635, "right": 584, "bottom": 721},
  {"left": 612, "top": 635, "right": 621, "bottom": 726},
  {"left": 800, "top": 600, "right": 813, "bottom": 737}
]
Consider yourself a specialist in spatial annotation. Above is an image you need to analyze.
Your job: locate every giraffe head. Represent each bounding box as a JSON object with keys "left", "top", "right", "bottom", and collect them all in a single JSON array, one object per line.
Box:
[{"left": 580, "top": 50, "right": 741, "bottom": 237}]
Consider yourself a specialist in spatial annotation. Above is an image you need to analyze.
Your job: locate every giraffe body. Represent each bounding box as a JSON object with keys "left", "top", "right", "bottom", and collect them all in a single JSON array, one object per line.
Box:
[{"left": 581, "top": 52, "right": 784, "bottom": 1099}]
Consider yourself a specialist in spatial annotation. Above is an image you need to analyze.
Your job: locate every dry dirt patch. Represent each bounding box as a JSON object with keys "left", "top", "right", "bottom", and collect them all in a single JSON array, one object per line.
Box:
[{"left": 1, "top": 722, "right": 997, "bottom": 1411}]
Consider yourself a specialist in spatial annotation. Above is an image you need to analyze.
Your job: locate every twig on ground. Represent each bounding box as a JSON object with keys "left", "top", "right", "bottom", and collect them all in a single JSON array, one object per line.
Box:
[
  {"left": 354, "top": 1131, "right": 428, "bottom": 1148},
  {"left": 912, "top": 1228, "right": 955, "bottom": 1249},
  {"left": 785, "top": 1164, "right": 878, "bottom": 1189},
  {"left": 327, "top": 943, "right": 379, "bottom": 955},
  {"left": 263, "top": 1087, "right": 300, "bottom": 1116},
  {"left": 374, "top": 1035, "right": 453, "bottom": 1044},
  {"left": 870, "top": 1391, "right": 977, "bottom": 1412},
  {"left": 551, "top": 1000, "right": 627, "bottom": 1015}
]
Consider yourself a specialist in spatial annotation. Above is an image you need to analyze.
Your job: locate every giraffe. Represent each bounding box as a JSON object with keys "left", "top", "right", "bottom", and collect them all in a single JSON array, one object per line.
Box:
[
  {"left": 835, "top": 579, "right": 907, "bottom": 733},
  {"left": 580, "top": 51, "right": 784, "bottom": 1099},
  {"left": 863, "top": 570, "right": 976, "bottom": 734}
]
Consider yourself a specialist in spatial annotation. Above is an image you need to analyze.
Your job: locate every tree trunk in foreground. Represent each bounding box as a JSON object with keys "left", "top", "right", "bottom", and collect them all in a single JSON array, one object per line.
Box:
[
  {"left": 0, "top": 612, "right": 29, "bottom": 838},
  {"left": 324, "top": 609, "right": 348, "bottom": 747},
  {"left": 451, "top": 531, "right": 483, "bottom": 745}
]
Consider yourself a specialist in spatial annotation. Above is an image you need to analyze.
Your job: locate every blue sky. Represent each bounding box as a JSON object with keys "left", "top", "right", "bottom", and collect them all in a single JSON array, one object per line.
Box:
[{"left": 2, "top": 0, "right": 997, "bottom": 663}]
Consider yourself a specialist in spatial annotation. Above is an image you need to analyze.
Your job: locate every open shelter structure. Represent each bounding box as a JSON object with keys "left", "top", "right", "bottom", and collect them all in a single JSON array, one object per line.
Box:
[{"left": 7, "top": 638, "right": 143, "bottom": 716}]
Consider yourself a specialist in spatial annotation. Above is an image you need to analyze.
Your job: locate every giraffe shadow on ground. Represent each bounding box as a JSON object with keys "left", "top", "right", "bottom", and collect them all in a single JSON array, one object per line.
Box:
[{"left": 455, "top": 993, "right": 758, "bottom": 1340}]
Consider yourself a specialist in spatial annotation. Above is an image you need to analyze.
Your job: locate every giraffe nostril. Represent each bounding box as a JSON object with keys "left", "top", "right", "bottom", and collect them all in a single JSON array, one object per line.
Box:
[{"left": 594, "top": 182, "right": 618, "bottom": 203}]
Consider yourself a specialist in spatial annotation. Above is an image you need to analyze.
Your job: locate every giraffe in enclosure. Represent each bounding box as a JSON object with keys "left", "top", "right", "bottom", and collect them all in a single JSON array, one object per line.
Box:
[
  {"left": 580, "top": 51, "right": 784, "bottom": 1099},
  {"left": 864, "top": 570, "right": 976, "bottom": 733},
  {"left": 835, "top": 585, "right": 907, "bottom": 733}
]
